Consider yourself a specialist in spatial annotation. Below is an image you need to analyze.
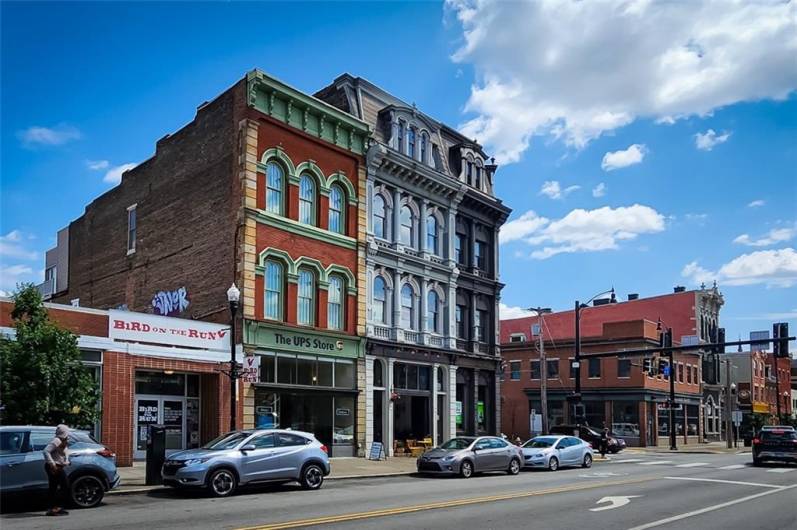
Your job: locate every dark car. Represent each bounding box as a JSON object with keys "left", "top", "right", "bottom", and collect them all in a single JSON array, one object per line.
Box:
[
  {"left": 549, "top": 425, "right": 626, "bottom": 454},
  {"left": 752, "top": 428, "right": 797, "bottom": 466}
]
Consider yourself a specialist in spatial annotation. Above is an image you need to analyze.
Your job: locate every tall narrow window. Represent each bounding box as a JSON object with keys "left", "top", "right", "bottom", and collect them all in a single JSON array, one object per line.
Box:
[
  {"left": 474, "top": 310, "right": 483, "bottom": 342},
  {"left": 373, "top": 194, "right": 386, "bottom": 239},
  {"left": 426, "top": 215, "right": 438, "bottom": 254},
  {"left": 264, "top": 260, "right": 283, "bottom": 320},
  {"left": 466, "top": 161, "right": 473, "bottom": 184},
  {"left": 299, "top": 175, "right": 315, "bottom": 225},
  {"left": 475, "top": 166, "right": 482, "bottom": 189},
  {"left": 400, "top": 205, "right": 413, "bottom": 246},
  {"left": 455, "top": 234, "right": 465, "bottom": 265},
  {"left": 420, "top": 133, "right": 428, "bottom": 163},
  {"left": 297, "top": 269, "right": 315, "bottom": 326},
  {"left": 127, "top": 205, "right": 137, "bottom": 253},
  {"left": 397, "top": 121, "right": 405, "bottom": 153},
  {"left": 373, "top": 276, "right": 387, "bottom": 324},
  {"left": 407, "top": 127, "right": 416, "bottom": 159},
  {"left": 266, "top": 162, "right": 284, "bottom": 214},
  {"left": 328, "top": 184, "right": 345, "bottom": 234},
  {"left": 427, "top": 291, "right": 440, "bottom": 333},
  {"left": 475, "top": 241, "right": 487, "bottom": 270},
  {"left": 401, "top": 284, "right": 415, "bottom": 330},
  {"left": 327, "top": 275, "right": 344, "bottom": 330},
  {"left": 456, "top": 305, "right": 466, "bottom": 338}
]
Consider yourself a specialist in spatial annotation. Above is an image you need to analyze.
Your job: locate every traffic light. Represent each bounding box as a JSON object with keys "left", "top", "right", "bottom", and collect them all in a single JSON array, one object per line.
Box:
[
  {"left": 643, "top": 357, "right": 652, "bottom": 374},
  {"left": 773, "top": 322, "right": 789, "bottom": 358}
]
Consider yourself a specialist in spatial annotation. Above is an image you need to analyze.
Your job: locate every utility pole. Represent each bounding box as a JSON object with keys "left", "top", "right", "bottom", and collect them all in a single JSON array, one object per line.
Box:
[
  {"left": 527, "top": 307, "right": 552, "bottom": 435},
  {"left": 725, "top": 358, "right": 733, "bottom": 449},
  {"left": 665, "top": 328, "right": 676, "bottom": 451},
  {"left": 774, "top": 355, "right": 782, "bottom": 422},
  {"left": 573, "top": 299, "right": 581, "bottom": 425}
]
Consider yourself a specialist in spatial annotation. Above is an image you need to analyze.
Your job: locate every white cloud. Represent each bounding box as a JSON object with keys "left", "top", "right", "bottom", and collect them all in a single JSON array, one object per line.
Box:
[
  {"left": 592, "top": 182, "right": 607, "bottom": 198},
  {"left": 748, "top": 199, "right": 766, "bottom": 208},
  {"left": 103, "top": 163, "right": 138, "bottom": 185},
  {"left": 682, "top": 248, "right": 797, "bottom": 288},
  {"left": 447, "top": 0, "right": 797, "bottom": 163},
  {"left": 17, "top": 124, "right": 81, "bottom": 147},
  {"left": 694, "top": 129, "right": 731, "bottom": 151},
  {"left": 539, "top": 180, "right": 580, "bottom": 200},
  {"left": 733, "top": 224, "right": 796, "bottom": 247},
  {"left": 502, "top": 204, "right": 666, "bottom": 259},
  {"left": 0, "top": 264, "right": 35, "bottom": 295},
  {"left": 499, "top": 303, "right": 535, "bottom": 320},
  {"left": 87, "top": 160, "right": 110, "bottom": 171},
  {"left": 0, "top": 230, "right": 38, "bottom": 261},
  {"left": 601, "top": 144, "right": 647, "bottom": 171}
]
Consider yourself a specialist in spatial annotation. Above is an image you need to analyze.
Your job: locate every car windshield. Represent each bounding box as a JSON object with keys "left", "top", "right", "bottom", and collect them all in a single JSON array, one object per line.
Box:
[
  {"left": 440, "top": 438, "right": 473, "bottom": 450},
  {"left": 523, "top": 437, "right": 558, "bottom": 448},
  {"left": 202, "top": 431, "right": 252, "bottom": 450}
]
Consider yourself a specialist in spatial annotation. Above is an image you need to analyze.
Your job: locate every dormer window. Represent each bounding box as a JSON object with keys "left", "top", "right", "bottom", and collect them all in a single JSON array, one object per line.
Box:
[
  {"left": 475, "top": 164, "right": 482, "bottom": 190},
  {"left": 420, "top": 133, "right": 428, "bottom": 164},
  {"left": 397, "top": 121, "right": 406, "bottom": 153},
  {"left": 466, "top": 161, "right": 473, "bottom": 185},
  {"left": 407, "top": 127, "right": 416, "bottom": 159}
]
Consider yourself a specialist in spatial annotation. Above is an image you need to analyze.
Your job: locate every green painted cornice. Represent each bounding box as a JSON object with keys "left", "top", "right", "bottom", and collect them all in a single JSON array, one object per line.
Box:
[
  {"left": 245, "top": 207, "right": 357, "bottom": 250},
  {"left": 247, "top": 70, "right": 370, "bottom": 155}
]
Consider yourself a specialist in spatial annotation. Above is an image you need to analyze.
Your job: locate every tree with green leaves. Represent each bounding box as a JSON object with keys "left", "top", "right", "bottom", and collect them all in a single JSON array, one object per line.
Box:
[{"left": 0, "top": 284, "right": 99, "bottom": 427}]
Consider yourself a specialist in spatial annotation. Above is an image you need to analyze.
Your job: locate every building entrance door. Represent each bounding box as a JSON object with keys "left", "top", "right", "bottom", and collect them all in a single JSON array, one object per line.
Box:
[{"left": 134, "top": 396, "right": 198, "bottom": 459}]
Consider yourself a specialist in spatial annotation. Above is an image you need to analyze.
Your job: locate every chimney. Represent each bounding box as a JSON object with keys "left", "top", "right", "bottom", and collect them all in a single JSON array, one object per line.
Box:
[
  {"left": 627, "top": 293, "right": 639, "bottom": 301},
  {"left": 674, "top": 286, "right": 686, "bottom": 293}
]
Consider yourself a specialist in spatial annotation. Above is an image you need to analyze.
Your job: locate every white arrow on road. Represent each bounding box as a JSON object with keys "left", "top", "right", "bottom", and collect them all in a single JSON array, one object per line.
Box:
[{"left": 590, "top": 495, "right": 642, "bottom": 512}]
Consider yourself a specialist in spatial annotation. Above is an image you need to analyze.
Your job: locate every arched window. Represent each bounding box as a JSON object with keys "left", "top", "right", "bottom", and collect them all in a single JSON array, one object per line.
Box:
[
  {"left": 328, "top": 184, "right": 345, "bottom": 234},
  {"left": 401, "top": 284, "right": 415, "bottom": 330},
  {"left": 400, "top": 205, "right": 414, "bottom": 247},
  {"left": 299, "top": 175, "right": 316, "bottom": 225},
  {"left": 297, "top": 268, "right": 315, "bottom": 326},
  {"left": 264, "top": 260, "right": 283, "bottom": 320},
  {"left": 420, "top": 133, "right": 429, "bottom": 164},
  {"left": 373, "top": 276, "right": 387, "bottom": 324},
  {"left": 427, "top": 290, "right": 440, "bottom": 333},
  {"left": 266, "top": 162, "right": 284, "bottom": 214},
  {"left": 407, "top": 127, "right": 416, "bottom": 159},
  {"left": 373, "top": 194, "right": 387, "bottom": 239},
  {"left": 397, "top": 121, "right": 406, "bottom": 153},
  {"left": 374, "top": 359, "right": 385, "bottom": 388},
  {"left": 426, "top": 215, "right": 438, "bottom": 255},
  {"left": 327, "top": 275, "right": 344, "bottom": 330},
  {"left": 475, "top": 164, "right": 482, "bottom": 190}
]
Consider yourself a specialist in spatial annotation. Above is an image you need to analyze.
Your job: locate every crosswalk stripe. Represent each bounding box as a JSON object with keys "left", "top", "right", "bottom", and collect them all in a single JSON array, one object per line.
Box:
[
  {"left": 614, "top": 459, "right": 643, "bottom": 463},
  {"left": 638, "top": 460, "right": 673, "bottom": 465},
  {"left": 719, "top": 464, "right": 746, "bottom": 470},
  {"left": 766, "top": 468, "right": 795, "bottom": 473},
  {"left": 676, "top": 462, "right": 709, "bottom": 468}
]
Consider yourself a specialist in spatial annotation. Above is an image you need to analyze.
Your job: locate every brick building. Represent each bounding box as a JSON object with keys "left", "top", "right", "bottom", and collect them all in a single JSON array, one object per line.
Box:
[
  {"left": 42, "top": 70, "right": 371, "bottom": 457},
  {"left": 500, "top": 286, "right": 724, "bottom": 445},
  {"left": 1, "top": 299, "right": 234, "bottom": 467}
]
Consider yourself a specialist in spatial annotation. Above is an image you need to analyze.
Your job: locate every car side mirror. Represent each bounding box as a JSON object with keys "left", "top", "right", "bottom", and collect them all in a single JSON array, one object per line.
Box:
[{"left": 240, "top": 444, "right": 256, "bottom": 453}]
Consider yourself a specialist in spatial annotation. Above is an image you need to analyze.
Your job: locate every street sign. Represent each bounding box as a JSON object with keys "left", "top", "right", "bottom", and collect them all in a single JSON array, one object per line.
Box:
[
  {"left": 732, "top": 410, "right": 743, "bottom": 425},
  {"left": 368, "top": 442, "right": 385, "bottom": 461}
]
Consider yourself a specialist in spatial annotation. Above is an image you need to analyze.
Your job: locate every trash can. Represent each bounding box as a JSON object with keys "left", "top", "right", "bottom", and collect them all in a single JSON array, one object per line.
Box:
[{"left": 145, "top": 424, "right": 166, "bottom": 485}]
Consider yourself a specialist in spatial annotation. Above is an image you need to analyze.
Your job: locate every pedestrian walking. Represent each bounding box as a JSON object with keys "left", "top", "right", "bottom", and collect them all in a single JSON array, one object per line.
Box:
[
  {"left": 600, "top": 427, "right": 609, "bottom": 458},
  {"left": 43, "top": 424, "right": 71, "bottom": 516}
]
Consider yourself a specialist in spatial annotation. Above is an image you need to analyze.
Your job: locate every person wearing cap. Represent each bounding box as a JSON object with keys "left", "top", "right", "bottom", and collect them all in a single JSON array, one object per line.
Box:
[{"left": 43, "top": 424, "right": 71, "bottom": 516}]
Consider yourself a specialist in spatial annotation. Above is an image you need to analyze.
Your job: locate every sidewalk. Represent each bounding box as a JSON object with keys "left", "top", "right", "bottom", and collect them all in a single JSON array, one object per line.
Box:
[
  {"left": 111, "top": 454, "right": 612, "bottom": 495},
  {"left": 624, "top": 441, "right": 751, "bottom": 455}
]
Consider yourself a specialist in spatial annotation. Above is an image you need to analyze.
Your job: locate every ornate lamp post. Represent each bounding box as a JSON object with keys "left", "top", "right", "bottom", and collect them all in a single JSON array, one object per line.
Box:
[{"left": 227, "top": 283, "right": 241, "bottom": 432}]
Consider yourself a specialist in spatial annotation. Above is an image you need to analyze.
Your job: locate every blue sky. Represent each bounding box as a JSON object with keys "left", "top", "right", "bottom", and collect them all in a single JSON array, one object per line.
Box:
[{"left": 2, "top": 1, "right": 796, "bottom": 343}]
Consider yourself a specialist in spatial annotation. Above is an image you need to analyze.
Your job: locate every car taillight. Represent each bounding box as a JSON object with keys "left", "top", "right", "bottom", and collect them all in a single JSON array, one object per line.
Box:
[
  {"left": 97, "top": 448, "right": 115, "bottom": 458},
  {"left": 320, "top": 444, "right": 328, "bottom": 454},
  {"left": 752, "top": 438, "right": 760, "bottom": 445}
]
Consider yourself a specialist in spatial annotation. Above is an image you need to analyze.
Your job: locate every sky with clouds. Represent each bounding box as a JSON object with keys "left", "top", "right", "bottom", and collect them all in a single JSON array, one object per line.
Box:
[{"left": 1, "top": 1, "right": 795, "bottom": 341}]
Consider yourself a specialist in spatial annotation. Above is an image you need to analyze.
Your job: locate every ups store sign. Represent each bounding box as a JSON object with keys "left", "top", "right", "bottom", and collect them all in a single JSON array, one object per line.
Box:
[{"left": 244, "top": 320, "right": 361, "bottom": 358}]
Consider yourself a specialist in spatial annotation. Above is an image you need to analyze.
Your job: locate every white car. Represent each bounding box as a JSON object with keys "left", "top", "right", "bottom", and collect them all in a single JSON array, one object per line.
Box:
[{"left": 521, "top": 435, "right": 593, "bottom": 471}]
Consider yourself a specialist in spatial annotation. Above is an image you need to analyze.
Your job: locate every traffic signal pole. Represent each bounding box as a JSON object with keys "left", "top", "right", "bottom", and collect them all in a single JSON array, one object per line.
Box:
[{"left": 666, "top": 329, "right": 677, "bottom": 451}]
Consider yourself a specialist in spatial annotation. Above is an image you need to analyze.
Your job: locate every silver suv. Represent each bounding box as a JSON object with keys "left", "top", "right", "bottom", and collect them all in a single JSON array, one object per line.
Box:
[
  {"left": 162, "top": 429, "right": 330, "bottom": 497},
  {"left": 0, "top": 425, "right": 120, "bottom": 508}
]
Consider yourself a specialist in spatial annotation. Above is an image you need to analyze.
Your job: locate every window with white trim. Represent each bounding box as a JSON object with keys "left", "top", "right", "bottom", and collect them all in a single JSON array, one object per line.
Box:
[
  {"left": 426, "top": 215, "right": 438, "bottom": 254},
  {"left": 373, "top": 276, "right": 387, "bottom": 324},
  {"left": 299, "top": 174, "right": 316, "bottom": 225},
  {"left": 127, "top": 204, "right": 137, "bottom": 253},
  {"left": 328, "top": 184, "right": 345, "bottom": 234},
  {"left": 401, "top": 283, "right": 415, "bottom": 330},
  {"left": 427, "top": 290, "right": 440, "bottom": 333},
  {"left": 327, "top": 274, "right": 344, "bottom": 330},
  {"left": 264, "top": 260, "right": 284, "bottom": 321},
  {"left": 400, "top": 205, "right": 414, "bottom": 247},
  {"left": 297, "top": 268, "right": 315, "bottom": 326},
  {"left": 266, "top": 162, "right": 284, "bottom": 214}
]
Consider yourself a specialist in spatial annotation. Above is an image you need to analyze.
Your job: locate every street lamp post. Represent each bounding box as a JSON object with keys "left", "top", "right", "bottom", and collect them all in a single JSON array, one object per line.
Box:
[
  {"left": 573, "top": 288, "right": 615, "bottom": 425},
  {"left": 227, "top": 283, "right": 241, "bottom": 433},
  {"left": 527, "top": 307, "right": 552, "bottom": 435}
]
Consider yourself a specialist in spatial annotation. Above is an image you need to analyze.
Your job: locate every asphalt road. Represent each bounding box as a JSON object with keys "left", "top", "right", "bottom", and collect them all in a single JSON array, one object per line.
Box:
[{"left": 2, "top": 451, "right": 795, "bottom": 530}]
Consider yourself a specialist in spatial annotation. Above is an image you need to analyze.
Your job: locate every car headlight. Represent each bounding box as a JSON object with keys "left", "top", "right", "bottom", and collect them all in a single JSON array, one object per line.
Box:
[
  {"left": 442, "top": 455, "right": 455, "bottom": 462},
  {"left": 184, "top": 457, "right": 211, "bottom": 466}
]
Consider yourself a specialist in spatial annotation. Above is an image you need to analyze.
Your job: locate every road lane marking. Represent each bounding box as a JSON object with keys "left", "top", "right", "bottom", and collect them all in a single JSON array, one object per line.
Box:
[
  {"left": 627, "top": 484, "right": 796, "bottom": 530},
  {"left": 236, "top": 476, "right": 659, "bottom": 530},
  {"left": 638, "top": 461, "right": 673, "bottom": 465},
  {"left": 663, "top": 476, "right": 783, "bottom": 489},
  {"left": 766, "top": 468, "right": 795, "bottom": 473},
  {"left": 675, "top": 462, "right": 709, "bottom": 468},
  {"left": 590, "top": 495, "right": 641, "bottom": 511},
  {"left": 719, "top": 464, "right": 745, "bottom": 470},
  {"left": 614, "top": 459, "right": 643, "bottom": 463}
]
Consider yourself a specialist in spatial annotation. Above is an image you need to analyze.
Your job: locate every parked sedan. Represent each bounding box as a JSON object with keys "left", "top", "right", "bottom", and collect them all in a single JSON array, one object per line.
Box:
[
  {"left": 0, "top": 425, "right": 120, "bottom": 508},
  {"left": 162, "top": 429, "right": 330, "bottom": 497},
  {"left": 416, "top": 436, "right": 523, "bottom": 478},
  {"left": 521, "top": 435, "right": 593, "bottom": 471}
]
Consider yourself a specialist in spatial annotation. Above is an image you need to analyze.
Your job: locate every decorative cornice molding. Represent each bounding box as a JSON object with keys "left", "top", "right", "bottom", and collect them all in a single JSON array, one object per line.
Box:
[{"left": 246, "top": 207, "right": 357, "bottom": 250}]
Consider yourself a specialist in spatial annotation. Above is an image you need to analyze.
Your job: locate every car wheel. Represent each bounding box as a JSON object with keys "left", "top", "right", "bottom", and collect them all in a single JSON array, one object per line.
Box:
[
  {"left": 207, "top": 468, "right": 237, "bottom": 497},
  {"left": 752, "top": 458, "right": 762, "bottom": 467},
  {"left": 582, "top": 454, "right": 593, "bottom": 468},
  {"left": 460, "top": 460, "right": 474, "bottom": 478},
  {"left": 70, "top": 475, "right": 105, "bottom": 508},
  {"left": 548, "top": 456, "right": 559, "bottom": 472},
  {"left": 300, "top": 463, "right": 324, "bottom": 490},
  {"left": 507, "top": 457, "right": 521, "bottom": 475}
]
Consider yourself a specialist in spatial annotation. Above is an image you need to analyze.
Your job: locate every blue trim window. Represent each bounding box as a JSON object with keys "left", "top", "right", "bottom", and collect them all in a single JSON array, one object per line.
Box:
[
  {"left": 299, "top": 175, "right": 315, "bottom": 225},
  {"left": 264, "top": 260, "right": 283, "bottom": 321},
  {"left": 328, "top": 184, "right": 345, "bottom": 234},
  {"left": 266, "top": 162, "right": 284, "bottom": 214}
]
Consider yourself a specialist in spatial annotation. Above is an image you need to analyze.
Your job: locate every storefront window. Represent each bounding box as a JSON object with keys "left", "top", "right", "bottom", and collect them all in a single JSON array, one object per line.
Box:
[
  {"left": 612, "top": 401, "right": 640, "bottom": 442},
  {"left": 296, "top": 356, "right": 315, "bottom": 386},
  {"left": 186, "top": 374, "right": 199, "bottom": 397},
  {"left": 136, "top": 371, "right": 185, "bottom": 395},
  {"left": 278, "top": 355, "right": 297, "bottom": 385},
  {"left": 334, "top": 360, "right": 355, "bottom": 388},
  {"left": 393, "top": 363, "right": 431, "bottom": 391},
  {"left": 584, "top": 401, "right": 606, "bottom": 428},
  {"left": 317, "top": 358, "right": 334, "bottom": 387},
  {"left": 260, "top": 355, "right": 276, "bottom": 383}
]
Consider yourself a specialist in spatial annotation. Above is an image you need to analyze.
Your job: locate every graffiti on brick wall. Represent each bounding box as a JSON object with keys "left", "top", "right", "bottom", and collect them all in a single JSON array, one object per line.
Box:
[{"left": 151, "top": 287, "right": 190, "bottom": 316}]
